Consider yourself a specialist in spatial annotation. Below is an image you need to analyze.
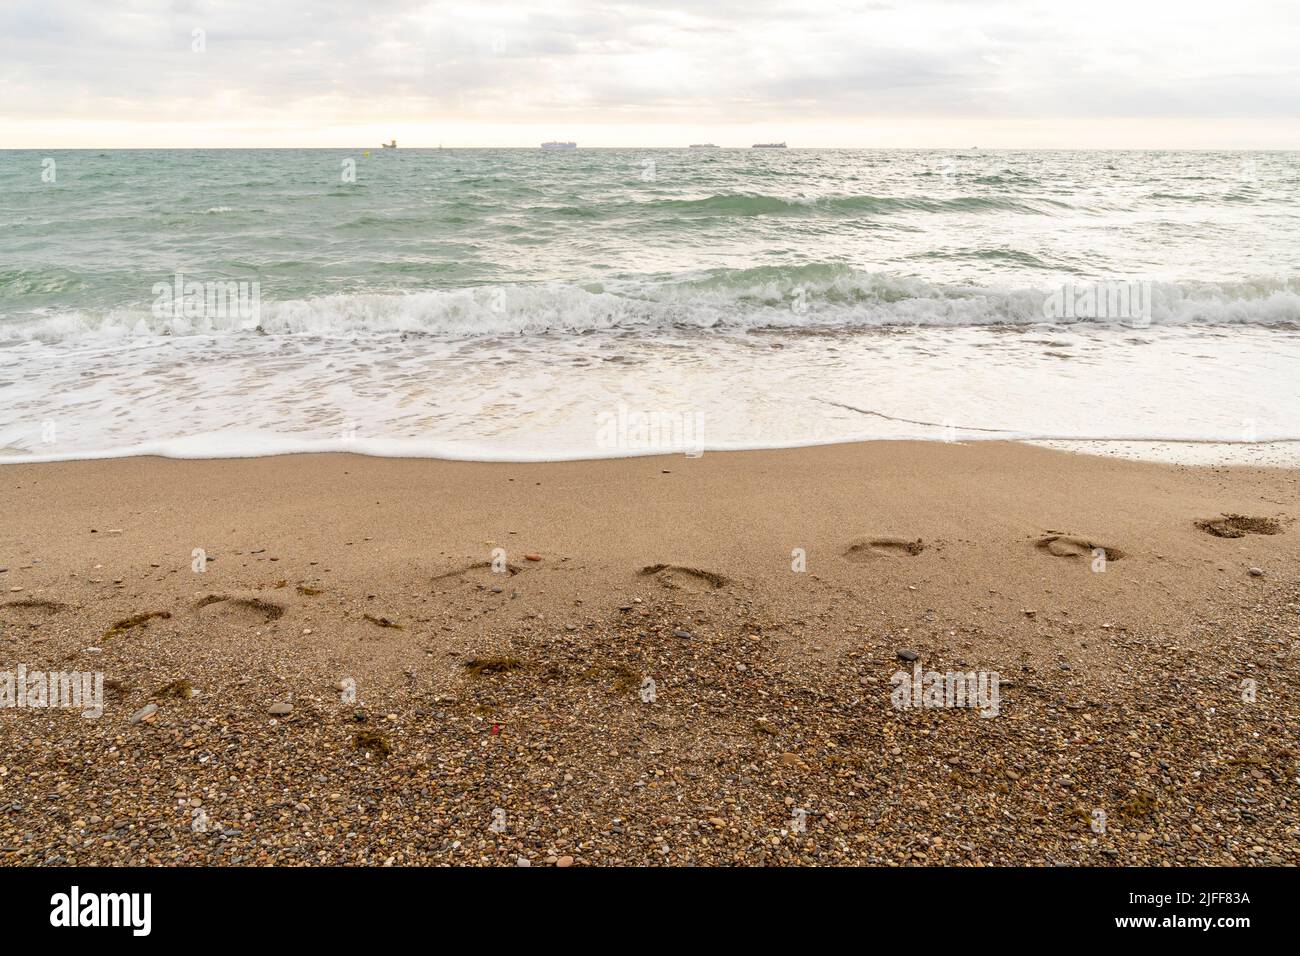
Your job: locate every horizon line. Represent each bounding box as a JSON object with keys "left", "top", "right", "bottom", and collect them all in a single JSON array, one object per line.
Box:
[{"left": 5, "top": 145, "right": 1299, "bottom": 152}]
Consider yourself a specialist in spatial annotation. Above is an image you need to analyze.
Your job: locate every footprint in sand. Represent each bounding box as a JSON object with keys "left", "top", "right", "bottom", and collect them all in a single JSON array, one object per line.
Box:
[
  {"left": 1, "top": 598, "right": 69, "bottom": 632},
  {"left": 3, "top": 597, "right": 68, "bottom": 614},
  {"left": 1034, "top": 534, "right": 1125, "bottom": 561},
  {"left": 638, "top": 564, "right": 730, "bottom": 591},
  {"left": 1194, "top": 514, "right": 1284, "bottom": 539},
  {"left": 843, "top": 537, "right": 925, "bottom": 562},
  {"left": 196, "top": 593, "right": 285, "bottom": 623}
]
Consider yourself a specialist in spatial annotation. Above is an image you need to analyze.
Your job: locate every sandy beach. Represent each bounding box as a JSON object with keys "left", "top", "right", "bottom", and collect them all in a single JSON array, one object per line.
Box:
[{"left": 1, "top": 440, "right": 1296, "bottom": 865}]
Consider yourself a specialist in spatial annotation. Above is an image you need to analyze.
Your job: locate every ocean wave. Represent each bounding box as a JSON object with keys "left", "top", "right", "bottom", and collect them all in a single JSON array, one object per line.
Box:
[
  {"left": 2, "top": 266, "right": 1297, "bottom": 343},
  {"left": 0, "top": 267, "right": 91, "bottom": 297},
  {"left": 631, "top": 192, "right": 1070, "bottom": 217}
]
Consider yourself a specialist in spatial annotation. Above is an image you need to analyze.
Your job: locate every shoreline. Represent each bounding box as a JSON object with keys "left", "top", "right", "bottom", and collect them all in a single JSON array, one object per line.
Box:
[
  {"left": 2, "top": 440, "right": 1296, "bottom": 865},
  {"left": 5, "top": 434, "right": 1300, "bottom": 469}
]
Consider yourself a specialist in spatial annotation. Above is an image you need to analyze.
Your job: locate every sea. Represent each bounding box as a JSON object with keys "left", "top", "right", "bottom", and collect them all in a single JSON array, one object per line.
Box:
[{"left": 1, "top": 147, "right": 1298, "bottom": 464}]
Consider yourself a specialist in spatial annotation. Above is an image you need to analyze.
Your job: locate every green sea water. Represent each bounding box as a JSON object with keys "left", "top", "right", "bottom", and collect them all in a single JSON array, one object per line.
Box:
[{"left": 1, "top": 148, "right": 1298, "bottom": 461}]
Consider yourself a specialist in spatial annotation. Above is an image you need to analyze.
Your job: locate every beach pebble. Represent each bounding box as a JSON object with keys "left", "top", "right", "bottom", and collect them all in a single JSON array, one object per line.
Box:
[
  {"left": 268, "top": 702, "right": 294, "bottom": 716},
  {"left": 516, "top": 856, "right": 531, "bottom": 867},
  {"left": 1248, "top": 567, "right": 1265, "bottom": 577},
  {"left": 897, "top": 649, "right": 920, "bottom": 662},
  {"left": 524, "top": 553, "right": 541, "bottom": 561},
  {"left": 556, "top": 855, "right": 574, "bottom": 867},
  {"left": 129, "top": 704, "right": 158, "bottom": 724},
  {"left": 673, "top": 629, "right": 692, "bottom": 639}
]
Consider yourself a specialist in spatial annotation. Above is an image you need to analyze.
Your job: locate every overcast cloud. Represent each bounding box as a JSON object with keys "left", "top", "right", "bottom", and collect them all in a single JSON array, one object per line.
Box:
[{"left": 2, "top": 0, "right": 1297, "bottom": 146}]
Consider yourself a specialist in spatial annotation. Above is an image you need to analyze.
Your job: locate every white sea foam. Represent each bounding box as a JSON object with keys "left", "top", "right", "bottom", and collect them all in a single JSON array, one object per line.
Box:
[
  {"left": 1, "top": 272, "right": 1297, "bottom": 344},
  {"left": 2, "top": 322, "right": 1297, "bottom": 466}
]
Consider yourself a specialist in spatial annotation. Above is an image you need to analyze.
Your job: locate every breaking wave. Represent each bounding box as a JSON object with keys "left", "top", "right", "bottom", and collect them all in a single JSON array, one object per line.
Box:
[{"left": 2, "top": 265, "right": 1298, "bottom": 344}]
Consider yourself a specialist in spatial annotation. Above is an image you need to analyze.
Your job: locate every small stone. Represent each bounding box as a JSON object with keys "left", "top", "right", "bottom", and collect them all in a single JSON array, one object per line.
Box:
[
  {"left": 673, "top": 629, "right": 692, "bottom": 639},
  {"left": 1248, "top": 567, "right": 1264, "bottom": 577},
  {"left": 516, "top": 856, "right": 531, "bottom": 867},
  {"left": 268, "top": 702, "right": 293, "bottom": 716},
  {"left": 524, "top": 553, "right": 541, "bottom": 561},
  {"left": 897, "top": 649, "right": 920, "bottom": 662},
  {"left": 129, "top": 703, "right": 158, "bottom": 724},
  {"left": 556, "top": 855, "right": 574, "bottom": 867}
]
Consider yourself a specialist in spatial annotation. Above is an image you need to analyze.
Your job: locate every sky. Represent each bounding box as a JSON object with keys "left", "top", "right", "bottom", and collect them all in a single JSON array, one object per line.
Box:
[{"left": 2, "top": 0, "right": 1298, "bottom": 148}]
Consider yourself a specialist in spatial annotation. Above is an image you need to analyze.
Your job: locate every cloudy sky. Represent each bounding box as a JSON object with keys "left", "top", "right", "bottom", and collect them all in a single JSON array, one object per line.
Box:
[{"left": 3, "top": 0, "right": 1298, "bottom": 147}]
